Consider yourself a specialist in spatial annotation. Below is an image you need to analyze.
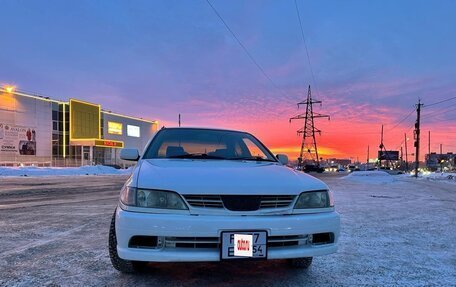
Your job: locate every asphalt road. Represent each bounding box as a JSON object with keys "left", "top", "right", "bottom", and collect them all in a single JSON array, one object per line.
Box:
[{"left": 0, "top": 173, "right": 455, "bottom": 286}]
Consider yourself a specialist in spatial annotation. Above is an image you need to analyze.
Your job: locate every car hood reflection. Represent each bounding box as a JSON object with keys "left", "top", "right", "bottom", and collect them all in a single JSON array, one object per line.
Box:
[{"left": 135, "top": 159, "right": 327, "bottom": 196}]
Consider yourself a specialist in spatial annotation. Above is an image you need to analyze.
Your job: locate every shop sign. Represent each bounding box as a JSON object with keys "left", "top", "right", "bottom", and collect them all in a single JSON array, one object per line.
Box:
[{"left": 94, "top": 139, "right": 124, "bottom": 148}]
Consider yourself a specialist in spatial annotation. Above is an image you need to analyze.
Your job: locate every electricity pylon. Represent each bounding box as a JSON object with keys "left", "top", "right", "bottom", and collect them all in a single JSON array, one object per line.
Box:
[{"left": 289, "top": 85, "right": 329, "bottom": 170}]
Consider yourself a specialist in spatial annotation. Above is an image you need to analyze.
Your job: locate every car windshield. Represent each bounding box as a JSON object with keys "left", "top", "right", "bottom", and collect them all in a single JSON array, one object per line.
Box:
[{"left": 143, "top": 128, "right": 276, "bottom": 162}]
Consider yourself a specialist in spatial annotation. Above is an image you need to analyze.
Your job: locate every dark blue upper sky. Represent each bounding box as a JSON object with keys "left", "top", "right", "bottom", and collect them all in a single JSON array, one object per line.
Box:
[{"left": 1, "top": 0, "right": 456, "bottom": 156}]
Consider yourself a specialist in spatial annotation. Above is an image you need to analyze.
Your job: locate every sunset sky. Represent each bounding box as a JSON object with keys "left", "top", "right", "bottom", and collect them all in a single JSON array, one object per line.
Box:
[{"left": 1, "top": 0, "right": 456, "bottom": 161}]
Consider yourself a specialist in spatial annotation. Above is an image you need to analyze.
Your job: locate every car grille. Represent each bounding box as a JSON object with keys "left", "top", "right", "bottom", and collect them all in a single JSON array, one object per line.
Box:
[
  {"left": 163, "top": 235, "right": 309, "bottom": 249},
  {"left": 183, "top": 195, "right": 224, "bottom": 208},
  {"left": 183, "top": 195, "right": 295, "bottom": 211},
  {"left": 259, "top": 195, "right": 296, "bottom": 208}
]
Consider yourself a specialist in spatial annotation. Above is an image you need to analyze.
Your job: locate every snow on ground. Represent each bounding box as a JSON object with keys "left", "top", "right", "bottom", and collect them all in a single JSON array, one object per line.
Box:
[
  {"left": 0, "top": 165, "right": 132, "bottom": 177},
  {"left": 341, "top": 170, "right": 396, "bottom": 184},
  {"left": 397, "top": 172, "right": 456, "bottom": 185},
  {"left": 419, "top": 172, "right": 456, "bottom": 185},
  {"left": 343, "top": 170, "right": 456, "bottom": 185},
  {"left": 0, "top": 173, "right": 455, "bottom": 286}
]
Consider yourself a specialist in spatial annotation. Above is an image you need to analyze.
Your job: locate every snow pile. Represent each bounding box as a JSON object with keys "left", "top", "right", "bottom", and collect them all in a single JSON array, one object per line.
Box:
[
  {"left": 420, "top": 172, "right": 456, "bottom": 184},
  {"left": 0, "top": 165, "right": 132, "bottom": 177},
  {"left": 342, "top": 170, "right": 395, "bottom": 184}
]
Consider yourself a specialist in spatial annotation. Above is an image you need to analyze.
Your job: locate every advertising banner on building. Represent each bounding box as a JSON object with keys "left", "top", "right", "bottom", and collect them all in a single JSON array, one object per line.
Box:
[
  {"left": 378, "top": 150, "right": 399, "bottom": 161},
  {"left": 0, "top": 123, "right": 37, "bottom": 155},
  {"left": 70, "top": 99, "right": 100, "bottom": 140}
]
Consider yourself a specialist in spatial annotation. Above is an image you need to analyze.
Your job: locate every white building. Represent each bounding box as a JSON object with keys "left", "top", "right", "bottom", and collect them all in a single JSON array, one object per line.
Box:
[{"left": 0, "top": 87, "right": 158, "bottom": 167}]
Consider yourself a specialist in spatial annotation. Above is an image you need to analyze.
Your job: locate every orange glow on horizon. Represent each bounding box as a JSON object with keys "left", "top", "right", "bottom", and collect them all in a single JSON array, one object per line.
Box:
[
  {"left": 156, "top": 116, "right": 456, "bottom": 162},
  {"left": 270, "top": 146, "right": 342, "bottom": 159},
  {"left": 199, "top": 104, "right": 456, "bottom": 162}
]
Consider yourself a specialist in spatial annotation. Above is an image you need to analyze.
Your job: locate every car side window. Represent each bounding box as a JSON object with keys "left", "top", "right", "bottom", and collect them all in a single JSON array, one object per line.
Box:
[{"left": 242, "top": 138, "right": 266, "bottom": 158}]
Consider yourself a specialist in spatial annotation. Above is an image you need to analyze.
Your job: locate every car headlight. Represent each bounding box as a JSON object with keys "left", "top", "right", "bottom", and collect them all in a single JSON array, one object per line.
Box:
[
  {"left": 120, "top": 185, "right": 136, "bottom": 206},
  {"left": 294, "top": 190, "right": 334, "bottom": 209},
  {"left": 120, "top": 186, "right": 188, "bottom": 210}
]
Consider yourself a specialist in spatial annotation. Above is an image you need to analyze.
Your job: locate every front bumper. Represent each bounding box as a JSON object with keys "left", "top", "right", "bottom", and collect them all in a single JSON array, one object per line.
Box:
[{"left": 115, "top": 207, "right": 340, "bottom": 262}]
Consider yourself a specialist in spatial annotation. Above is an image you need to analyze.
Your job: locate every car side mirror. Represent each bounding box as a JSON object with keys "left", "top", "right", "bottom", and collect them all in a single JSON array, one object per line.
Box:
[
  {"left": 276, "top": 154, "right": 288, "bottom": 165},
  {"left": 120, "top": 148, "right": 140, "bottom": 161}
]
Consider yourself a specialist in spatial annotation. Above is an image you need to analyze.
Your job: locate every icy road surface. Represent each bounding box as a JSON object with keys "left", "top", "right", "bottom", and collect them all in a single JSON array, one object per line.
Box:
[{"left": 0, "top": 173, "right": 455, "bottom": 286}]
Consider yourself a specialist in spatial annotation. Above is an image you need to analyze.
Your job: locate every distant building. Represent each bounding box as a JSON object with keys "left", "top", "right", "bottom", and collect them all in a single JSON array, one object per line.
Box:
[
  {"left": 358, "top": 162, "right": 376, "bottom": 171},
  {"left": 326, "top": 158, "right": 352, "bottom": 167},
  {"left": 425, "top": 152, "right": 455, "bottom": 171},
  {"left": 0, "top": 88, "right": 158, "bottom": 167}
]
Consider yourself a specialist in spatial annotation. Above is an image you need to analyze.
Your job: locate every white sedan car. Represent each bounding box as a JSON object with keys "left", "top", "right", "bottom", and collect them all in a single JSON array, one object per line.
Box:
[{"left": 109, "top": 127, "right": 340, "bottom": 273}]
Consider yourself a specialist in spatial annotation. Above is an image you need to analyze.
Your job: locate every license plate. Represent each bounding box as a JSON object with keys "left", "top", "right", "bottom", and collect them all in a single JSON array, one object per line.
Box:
[{"left": 220, "top": 231, "right": 267, "bottom": 260}]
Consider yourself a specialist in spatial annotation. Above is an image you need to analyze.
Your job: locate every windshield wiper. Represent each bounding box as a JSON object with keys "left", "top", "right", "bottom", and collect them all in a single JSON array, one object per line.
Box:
[
  {"left": 167, "top": 153, "right": 226, "bottom": 160},
  {"left": 229, "top": 156, "right": 276, "bottom": 162}
]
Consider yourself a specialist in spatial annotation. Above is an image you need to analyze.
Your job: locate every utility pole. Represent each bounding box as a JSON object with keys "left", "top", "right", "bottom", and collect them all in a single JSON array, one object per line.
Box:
[
  {"left": 178, "top": 114, "right": 181, "bottom": 127},
  {"left": 289, "top": 85, "right": 329, "bottom": 171},
  {"left": 427, "top": 130, "right": 431, "bottom": 167},
  {"left": 404, "top": 133, "right": 409, "bottom": 172},
  {"left": 414, "top": 100, "right": 423, "bottom": 178},
  {"left": 440, "top": 144, "right": 443, "bottom": 172},
  {"left": 366, "top": 145, "right": 370, "bottom": 171},
  {"left": 400, "top": 146, "right": 403, "bottom": 170},
  {"left": 379, "top": 125, "right": 384, "bottom": 168},
  {"left": 428, "top": 131, "right": 431, "bottom": 155}
]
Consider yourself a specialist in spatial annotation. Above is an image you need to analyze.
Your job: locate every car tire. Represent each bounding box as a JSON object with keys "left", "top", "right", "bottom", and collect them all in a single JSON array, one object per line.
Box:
[
  {"left": 108, "top": 209, "right": 147, "bottom": 273},
  {"left": 288, "top": 257, "right": 313, "bottom": 269}
]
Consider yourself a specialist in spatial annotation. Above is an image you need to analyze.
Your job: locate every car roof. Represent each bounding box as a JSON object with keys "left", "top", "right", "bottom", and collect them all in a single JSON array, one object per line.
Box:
[{"left": 162, "top": 126, "right": 247, "bottom": 133}]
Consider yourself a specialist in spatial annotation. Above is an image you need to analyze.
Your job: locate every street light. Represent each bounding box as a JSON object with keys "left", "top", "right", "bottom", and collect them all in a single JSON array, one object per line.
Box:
[{"left": 3, "top": 85, "right": 16, "bottom": 93}]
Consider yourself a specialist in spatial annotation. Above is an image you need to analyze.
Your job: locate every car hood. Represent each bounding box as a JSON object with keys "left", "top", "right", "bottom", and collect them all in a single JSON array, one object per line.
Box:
[{"left": 134, "top": 159, "right": 328, "bottom": 195}]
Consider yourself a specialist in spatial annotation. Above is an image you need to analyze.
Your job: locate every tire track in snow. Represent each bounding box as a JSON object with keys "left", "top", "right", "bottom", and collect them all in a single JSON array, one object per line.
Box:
[
  {"left": 0, "top": 224, "right": 89, "bottom": 258},
  {"left": 0, "top": 195, "right": 118, "bottom": 210}
]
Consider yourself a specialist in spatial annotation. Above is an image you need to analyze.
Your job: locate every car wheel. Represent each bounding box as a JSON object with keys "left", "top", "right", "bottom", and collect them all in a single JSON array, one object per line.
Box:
[
  {"left": 108, "top": 209, "right": 147, "bottom": 273},
  {"left": 288, "top": 257, "right": 313, "bottom": 269}
]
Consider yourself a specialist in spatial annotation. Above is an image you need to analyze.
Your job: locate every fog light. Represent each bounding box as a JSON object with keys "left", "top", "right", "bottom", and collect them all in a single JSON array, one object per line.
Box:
[{"left": 311, "top": 233, "right": 334, "bottom": 245}]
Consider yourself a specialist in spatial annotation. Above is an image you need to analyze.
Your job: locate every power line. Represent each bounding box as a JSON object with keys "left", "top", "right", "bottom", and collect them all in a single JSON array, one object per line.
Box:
[
  {"left": 294, "top": 0, "right": 321, "bottom": 98},
  {"left": 377, "top": 107, "right": 415, "bottom": 152},
  {"left": 394, "top": 124, "right": 415, "bottom": 151},
  {"left": 424, "top": 96, "right": 456, "bottom": 107},
  {"left": 425, "top": 109, "right": 456, "bottom": 121},
  {"left": 205, "top": 0, "right": 282, "bottom": 91},
  {"left": 421, "top": 103, "right": 456, "bottom": 119},
  {"left": 438, "top": 116, "right": 456, "bottom": 122},
  {"left": 386, "top": 108, "right": 415, "bottom": 132},
  {"left": 379, "top": 106, "right": 438, "bottom": 152}
]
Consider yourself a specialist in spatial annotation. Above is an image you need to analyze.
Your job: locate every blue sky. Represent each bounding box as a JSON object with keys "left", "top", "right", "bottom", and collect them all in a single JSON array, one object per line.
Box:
[{"left": 1, "top": 0, "right": 456, "bottom": 157}]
